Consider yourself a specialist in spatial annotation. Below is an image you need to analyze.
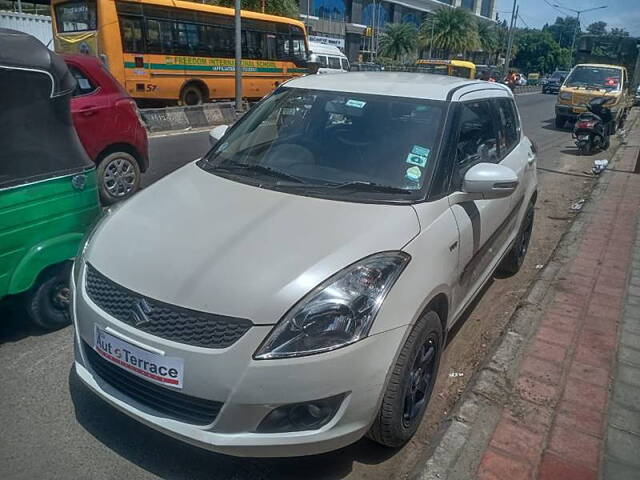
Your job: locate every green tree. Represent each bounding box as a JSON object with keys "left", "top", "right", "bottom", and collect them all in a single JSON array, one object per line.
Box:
[
  {"left": 543, "top": 16, "right": 580, "bottom": 49},
  {"left": 587, "top": 21, "right": 607, "bottom": 35},
  {"left": 477, "top": 20, "right": 499, "bottom": 62},
  {"left": 378, "top": 23, "right": 418, "bottom": 61},
  {"left": 512, "top": 31, "right": 570, "bottom": 73},
  {"left": 418, "top": 7, "right": 480, "bottom": 59},
  {"left": 216, "top": 0, "right": 299, "bottom": 18},
  {"left": 610, "top": 27, "right": 629, "bottom": 37}
]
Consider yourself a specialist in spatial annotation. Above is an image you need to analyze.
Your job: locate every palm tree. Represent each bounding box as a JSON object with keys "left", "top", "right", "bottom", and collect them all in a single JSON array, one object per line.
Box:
[
  {"left": 477, "top": 20, "right": 498, "bottom": 63},
  {"left": 378, "top": 23, "right": 418, "bottom": 61},
  {"left": 419, "top": 7, "right": 480, "bottom": 59}
]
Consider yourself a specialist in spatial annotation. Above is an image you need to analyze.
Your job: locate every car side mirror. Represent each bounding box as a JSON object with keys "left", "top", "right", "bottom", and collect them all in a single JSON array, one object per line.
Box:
[
  {"left": 209, "top": 125, "right": 229, "bottom": 146},
  {"left": 452, "top": 163, "right": 519, "bottom": 203}
]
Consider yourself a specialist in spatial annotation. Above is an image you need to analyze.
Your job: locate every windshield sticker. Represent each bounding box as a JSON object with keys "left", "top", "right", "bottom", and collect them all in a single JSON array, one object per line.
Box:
[
  {"left": 345, "top": 99, "right": 366, "bottom": 108},
  {"left": 406, "top": 145, "right": 430, "bottom": 167},
  {"left": 405, "top": 166, "right": 422, "bottom": 182}
]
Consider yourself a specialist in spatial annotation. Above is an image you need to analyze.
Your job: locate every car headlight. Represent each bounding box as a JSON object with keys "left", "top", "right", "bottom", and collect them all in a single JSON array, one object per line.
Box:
[
  {"left": 254, "top": 252, "right": 411, "bottom": 360},
  {"left": 559, "top": 92, "right": 572, "bottom": 100}
]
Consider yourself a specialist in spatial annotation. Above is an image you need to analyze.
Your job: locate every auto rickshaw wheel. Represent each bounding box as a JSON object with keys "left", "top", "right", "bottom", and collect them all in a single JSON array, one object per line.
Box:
[
  {"left": 26, "top": 263, "right": 72, "bottom": 330},
  {"left": 97, "top": 151, "right": 141, "bottom": 205}
]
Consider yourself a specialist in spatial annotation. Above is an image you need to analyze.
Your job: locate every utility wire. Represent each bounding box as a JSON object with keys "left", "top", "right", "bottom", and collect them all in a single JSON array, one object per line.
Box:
[{"left": 518, "top": 13, "right": 531, "bottom": 29}]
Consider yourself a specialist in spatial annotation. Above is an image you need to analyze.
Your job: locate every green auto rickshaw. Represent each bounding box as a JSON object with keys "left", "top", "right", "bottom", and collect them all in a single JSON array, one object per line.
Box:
[{"left": 1, "top": 29, "right": 100, "bottom": 329}]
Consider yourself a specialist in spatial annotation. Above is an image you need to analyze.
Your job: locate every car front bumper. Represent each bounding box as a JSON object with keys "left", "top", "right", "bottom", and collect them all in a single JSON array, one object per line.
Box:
[{"left": 71, "top": 262, "right": 407, "bottom": 457}]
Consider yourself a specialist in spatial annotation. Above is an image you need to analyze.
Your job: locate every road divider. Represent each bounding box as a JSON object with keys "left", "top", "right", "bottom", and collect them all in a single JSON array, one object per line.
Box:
[{"left": 140, "top": 102, "right": 239, "bottom": 133}]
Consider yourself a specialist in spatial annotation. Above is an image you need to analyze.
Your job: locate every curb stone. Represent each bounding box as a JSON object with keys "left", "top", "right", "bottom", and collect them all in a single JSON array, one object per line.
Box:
[{"left": 411, "top": 109, "right": 639, "bottom": 480}]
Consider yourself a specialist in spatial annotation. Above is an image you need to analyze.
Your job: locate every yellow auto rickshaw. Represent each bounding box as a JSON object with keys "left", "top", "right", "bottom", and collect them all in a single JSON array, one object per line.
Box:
[{"left": 415, "top": 59, "right": 476, "bottom": 79}]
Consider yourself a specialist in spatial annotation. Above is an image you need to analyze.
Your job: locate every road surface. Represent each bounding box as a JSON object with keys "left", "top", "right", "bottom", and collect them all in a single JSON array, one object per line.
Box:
[{"left": 0, "top": 93, "right": 603, "bottom": 480}]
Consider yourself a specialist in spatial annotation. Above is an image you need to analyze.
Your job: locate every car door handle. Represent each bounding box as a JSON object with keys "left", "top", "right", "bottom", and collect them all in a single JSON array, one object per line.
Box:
[
  {"left": 79, "top": 105, "right": 98, "bottom": 116},
  {"left": 527, "top": 153, "right": 535, "bottom": 165}
]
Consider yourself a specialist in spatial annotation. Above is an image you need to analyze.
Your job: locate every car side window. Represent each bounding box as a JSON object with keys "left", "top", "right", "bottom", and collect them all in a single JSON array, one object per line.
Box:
[
  {"left": 317, "top": 55, "right": 328, "bottom": 68},
  {"left": 455, "top": 100, "right": 499, "bottom": 170},
  {"left": 341, "top": 58, "right": 350, "bottom": 71},
  {"left": 328, "top": 57, "right": 341, "bottom": 69},
  {"left": 68, "top": 65, "right": 97, "bottom": 96},
  {"left": 495, "top": 98, "right": 520, "bottom": 157}
]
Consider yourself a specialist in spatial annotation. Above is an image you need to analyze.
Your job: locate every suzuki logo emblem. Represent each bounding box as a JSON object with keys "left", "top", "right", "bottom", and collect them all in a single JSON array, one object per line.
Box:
[{"left": 130, "top": 298, "right": 152, "bottom": 328}]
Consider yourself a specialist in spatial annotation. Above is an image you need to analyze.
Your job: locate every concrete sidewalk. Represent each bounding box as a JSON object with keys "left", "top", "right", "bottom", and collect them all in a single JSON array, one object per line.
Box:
[
  {"left": 413, "top": 114, "right": 640, "bottom": 480},
  {"left": 476, "top": 139, "right": 640, "bottom": 480}
]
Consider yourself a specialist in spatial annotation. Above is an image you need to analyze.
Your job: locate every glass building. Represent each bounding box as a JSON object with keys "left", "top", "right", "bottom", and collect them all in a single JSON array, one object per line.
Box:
[{"left": 300, "top": 0, "right": 497, "bottom": 62}]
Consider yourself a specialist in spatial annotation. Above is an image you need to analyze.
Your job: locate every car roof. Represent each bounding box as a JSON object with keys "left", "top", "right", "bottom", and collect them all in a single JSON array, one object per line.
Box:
[
  {"left": 573, "top": 63, "right": 625, "bottom": 70},
  {"left": 284, "top": 72, "right": 509, "bottom": 101}
]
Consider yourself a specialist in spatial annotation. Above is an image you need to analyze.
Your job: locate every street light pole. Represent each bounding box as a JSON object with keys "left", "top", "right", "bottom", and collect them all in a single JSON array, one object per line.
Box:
[
  {"left": 234, "top": 0, "right": 242, "bottom": 112},
  {"left": 553, "top": 4, "right": 607, "bottom": 67},
  {"left": 504, "top": 0, "right": 518, "bottom": 75},
  {"left": 428, "top": 14, "right": 435, "bottom": 59}
]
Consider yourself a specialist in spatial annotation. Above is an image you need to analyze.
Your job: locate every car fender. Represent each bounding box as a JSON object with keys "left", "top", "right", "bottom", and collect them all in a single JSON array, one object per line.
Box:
[{"left": 8, "top": 233, "right": 82, "bottom": 294}]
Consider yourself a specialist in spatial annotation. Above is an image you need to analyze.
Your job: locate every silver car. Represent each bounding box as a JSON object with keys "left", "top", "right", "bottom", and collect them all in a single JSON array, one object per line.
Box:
[{"left": 71, "top": 73, "right": 537, "bottom": 457}]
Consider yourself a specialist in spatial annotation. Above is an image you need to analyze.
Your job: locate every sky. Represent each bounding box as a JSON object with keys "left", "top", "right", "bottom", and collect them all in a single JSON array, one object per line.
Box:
[{"left": 496, "top": 0, "right": 640, "bottom": 37}]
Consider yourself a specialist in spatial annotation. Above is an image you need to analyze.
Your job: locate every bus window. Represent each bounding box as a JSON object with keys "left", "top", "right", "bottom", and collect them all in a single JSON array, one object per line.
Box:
[
  {"left": 120, "top": 16, "right": 144, "bottom": 53},
  {"left": 450, "top": 66, "right": 472, "bottom": 79},
  {"left": 266, "top": 34, "right": 277, "bottom": 60},
  {"left": 55, "top": 0, "right": 97, "bottom": 32},
  {"left": 328, "top": 57, "right": 341, "bottom": 69},
  {"left": 317, "top": 55, "right": 328, "bottom": 68},
  {"left": 341, "top": 58, "right": 349, "bottom": 70}
]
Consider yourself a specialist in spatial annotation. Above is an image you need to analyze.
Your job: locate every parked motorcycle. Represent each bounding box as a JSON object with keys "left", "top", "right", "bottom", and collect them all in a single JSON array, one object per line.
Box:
[{"left": 573, "top": 97, "right": 614, "bottom": 155}]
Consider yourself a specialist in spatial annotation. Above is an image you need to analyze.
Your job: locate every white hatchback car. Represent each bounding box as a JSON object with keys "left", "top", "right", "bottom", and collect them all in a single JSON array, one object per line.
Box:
[{"left": 71, "top": 73, "right": 537, "bottom": 457}]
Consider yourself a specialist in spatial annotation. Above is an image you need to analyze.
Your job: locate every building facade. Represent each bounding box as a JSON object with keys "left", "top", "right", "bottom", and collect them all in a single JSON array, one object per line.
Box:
[{"left": 300, "top": 0, "right": 497, "bottom": 62}]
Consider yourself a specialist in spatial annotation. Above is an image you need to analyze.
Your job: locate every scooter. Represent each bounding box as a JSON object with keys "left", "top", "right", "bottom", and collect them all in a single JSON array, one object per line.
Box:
[{"left": 573, "top": 97, "right": 614, "bottom": 155}]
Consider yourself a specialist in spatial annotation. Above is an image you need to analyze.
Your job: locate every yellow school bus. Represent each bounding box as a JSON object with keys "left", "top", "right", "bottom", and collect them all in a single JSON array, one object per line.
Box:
[
  {"left": 51, "top": 0, "right": 309, "bottom": 104},
  {"left": 416, "top": 59, "right": 476, "bottom": 79}
]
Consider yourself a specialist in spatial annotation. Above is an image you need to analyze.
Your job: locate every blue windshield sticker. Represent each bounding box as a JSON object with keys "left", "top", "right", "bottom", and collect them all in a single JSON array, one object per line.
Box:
[
  {"left": 406, "top": 145, "right": 430, "bottom": 167},
  {"left": 345, "top": 99, "right": 366, "bottom": 108}
]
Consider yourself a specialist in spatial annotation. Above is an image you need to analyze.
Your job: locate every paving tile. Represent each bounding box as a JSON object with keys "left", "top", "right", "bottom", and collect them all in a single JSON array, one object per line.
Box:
[
  {"left": 521, "top": 356, "right": 563, "bottom": 386},
  {"left": 538, "top": 452, "right": 597, "bottom": 480},
  {"left": 489, "top": 415, "right": 544, "bottom": 465},
  {"left": 477, "top": 448, "right": 532, "bottom": 480},
  {"left": 568, "top": 359, "right": 611, "bottom": 387},
  {"left": 619, "top": 345, "right": 640, "bottom": 368},
  {"left": 528, "top": 338, "right": 568, "bottom": 365},
  {"left": 548, "top": 415, "right": 601, "bottom": 470},
  {"left": 620, "top": 331, "right": 640, "bottom": 351},
  {"left": 563, "top": 376, "right": 608, "bottom": 413},
  {"left": 602, "top": 456, "right": 640, "bottom": 480},
  {"left": 616, "top": 362, "right": 640, "bottom": 387},
  {"left": 536, "top": 325, "right": 574, "bottom": 348},
  {"left": 540, "top": 312, "right": 579, "bottom": 334},
  {"left": 503, "top": 399, "right": 553, "bottom": 436},
  {"left": 558, "top": 400, "right": 605, "bottom": 437},
  {"left": 515, "top": 375, "right": 561, "bottom": 407},
  {"left": 608, "top": 401, "right": 640, "bottom": 435},
  {"left": 611, "top": 378, "right": 640, "bottom": 411},
  {"left": 605, "top": 426, "right": 640, "bottom": 467}
]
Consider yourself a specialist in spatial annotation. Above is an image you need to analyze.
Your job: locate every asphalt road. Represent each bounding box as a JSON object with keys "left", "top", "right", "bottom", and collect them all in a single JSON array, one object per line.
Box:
[{"left": 0, "top": 93, "right": 575, "bottom": 480}]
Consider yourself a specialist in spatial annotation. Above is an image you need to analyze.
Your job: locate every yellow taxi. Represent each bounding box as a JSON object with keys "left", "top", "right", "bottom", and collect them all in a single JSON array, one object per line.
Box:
[{"left": 555, "top": 63, "right": 631, "bottom": 128}]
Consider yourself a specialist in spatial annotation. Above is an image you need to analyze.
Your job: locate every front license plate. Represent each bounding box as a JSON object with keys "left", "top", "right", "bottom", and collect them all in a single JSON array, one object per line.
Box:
[
  {"left": 94, "top": 326, "right": 184, "bottom": 389},
  {"left": 578, "top": 135, "right": 589, "bottom": 140}
]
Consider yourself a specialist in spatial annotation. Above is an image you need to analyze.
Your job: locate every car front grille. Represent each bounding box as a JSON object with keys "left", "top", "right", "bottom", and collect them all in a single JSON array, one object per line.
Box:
[
  {"left": 84, "top": 264, "right": 253, "bottom": 349},
  {"left": 83, "top": 341, "right": 223, "bottom": 425}
]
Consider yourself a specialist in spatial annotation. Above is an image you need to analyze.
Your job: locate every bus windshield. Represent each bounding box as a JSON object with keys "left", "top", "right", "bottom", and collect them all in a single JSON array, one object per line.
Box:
[
  {"left": 565, "top": 66, "right": 622, "bottom": 90},
  {"left": 55, "top": 0, "right": 97, "bottom": 33}
]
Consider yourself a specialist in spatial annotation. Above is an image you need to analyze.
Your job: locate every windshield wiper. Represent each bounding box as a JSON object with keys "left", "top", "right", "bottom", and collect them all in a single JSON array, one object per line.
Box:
[
  {"left": 213, "top": 163, "right": 305, "bottom": 183},
  {"left": 329, "top": 181, "right": 413, "bottom": 194}
]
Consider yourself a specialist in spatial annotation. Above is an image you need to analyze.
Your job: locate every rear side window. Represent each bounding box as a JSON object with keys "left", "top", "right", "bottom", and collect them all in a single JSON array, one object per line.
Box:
[
  {"left": 328, "top": 57, "right": 341, "bottom": 69},
  {"left": 495, "top": 98, "right": 520, "bottom": 157},
  {"left": 341, "top": 58, "right": 350, "bottom": 70},
  {"left": 455, "top": 100, "right": 499, "bottom": 171},
  {"left": 68, "top": 65, "right": 97, "bottom": 96}
]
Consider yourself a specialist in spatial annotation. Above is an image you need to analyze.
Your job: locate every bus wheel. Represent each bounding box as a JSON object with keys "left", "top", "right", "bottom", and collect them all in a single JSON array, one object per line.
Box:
[{"left": 180, "top": 84, "right": 206, "bottom": 106}]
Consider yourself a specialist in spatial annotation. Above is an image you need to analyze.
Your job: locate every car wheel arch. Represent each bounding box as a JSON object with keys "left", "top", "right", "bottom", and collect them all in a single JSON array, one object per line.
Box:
[{"left": 97, "top": 143, "right": 146, "bottom": 173}]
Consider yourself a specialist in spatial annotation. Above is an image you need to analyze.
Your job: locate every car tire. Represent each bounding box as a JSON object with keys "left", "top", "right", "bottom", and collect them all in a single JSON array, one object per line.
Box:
[
  {"left": 180, "top": 83, "right": 206, "bottom": 106},
  {"left": 498, "top": 202, "right": 535, "bottom": 276},
  {"left": 25, "top": 263, "right": 72, "bottom": 330},
  {"left": 97, "top": 151, "right": 141, "bottom": 205},
  {"left": 367, "top": 311, "right": 443, "bottom": 448},
  {"left": 554, "top": 115, "right": 565, "bottom": 129}
]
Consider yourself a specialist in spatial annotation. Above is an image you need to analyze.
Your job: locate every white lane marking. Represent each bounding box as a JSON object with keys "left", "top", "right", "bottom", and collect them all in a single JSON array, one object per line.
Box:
[{"left": 149, "top": 126, "right": 213, "bottom": 139}]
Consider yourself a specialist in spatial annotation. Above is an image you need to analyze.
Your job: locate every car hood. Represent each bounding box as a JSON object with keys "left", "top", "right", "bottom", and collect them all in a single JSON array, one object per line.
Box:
[{"left": 85, "top": 162, "right": 420, "bottom": 325}]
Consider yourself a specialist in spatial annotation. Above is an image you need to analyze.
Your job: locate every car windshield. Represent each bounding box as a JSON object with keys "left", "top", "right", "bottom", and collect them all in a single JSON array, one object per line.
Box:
[
  {"left": 201, "top": 87, "right": 445, "bottom": 202},
  {"left": 565, "top": 66, "right": 622, "bottom": 90}
]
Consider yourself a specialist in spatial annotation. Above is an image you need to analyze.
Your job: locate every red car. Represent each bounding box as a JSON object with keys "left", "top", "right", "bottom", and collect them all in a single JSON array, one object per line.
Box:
[{"left": 64, "top": 54, "right": 149, "bottom": 204}]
